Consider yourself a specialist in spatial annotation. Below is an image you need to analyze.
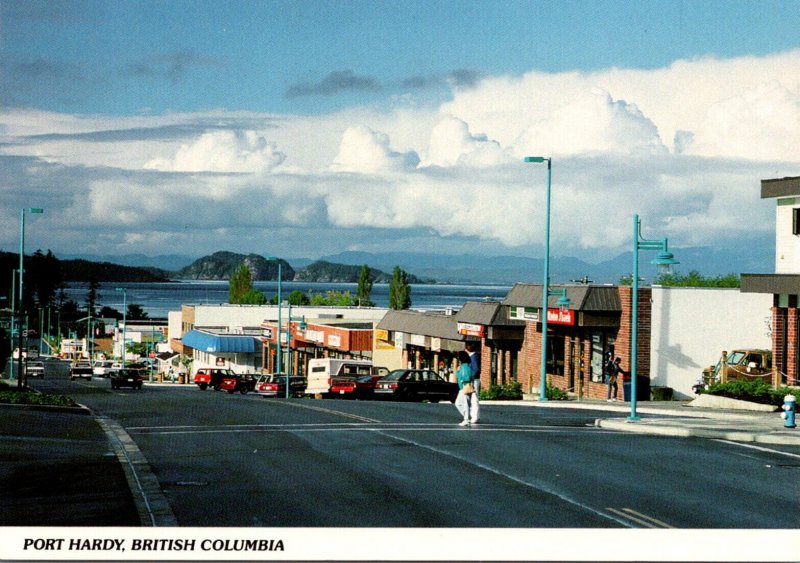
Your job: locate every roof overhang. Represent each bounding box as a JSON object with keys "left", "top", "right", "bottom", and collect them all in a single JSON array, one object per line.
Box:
[
  {"left": 182, "top": 330, "right": 256, "bottom": 353},
  {"left": 741, "top": 273, "right": 800, "bottom": 295}
]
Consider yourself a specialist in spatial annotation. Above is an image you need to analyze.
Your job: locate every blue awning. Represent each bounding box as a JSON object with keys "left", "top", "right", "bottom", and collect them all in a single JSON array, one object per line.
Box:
[{"left": 182, "top": 330, "right": 256, "bottom": 353}]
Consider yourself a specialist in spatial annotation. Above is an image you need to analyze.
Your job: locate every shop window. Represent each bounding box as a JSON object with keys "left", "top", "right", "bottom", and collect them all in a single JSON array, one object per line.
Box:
[
  {"left": 794, "top": 208, "right": 800, "bottom": 235},
  {"left": 546, "top": 335, "right": 565, "bottom": 376}
]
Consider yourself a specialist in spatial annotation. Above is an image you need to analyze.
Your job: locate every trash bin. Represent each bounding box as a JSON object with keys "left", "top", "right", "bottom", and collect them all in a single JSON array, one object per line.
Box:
[{"left": 623, "top": 376, "right": 650, "bottom": 401}]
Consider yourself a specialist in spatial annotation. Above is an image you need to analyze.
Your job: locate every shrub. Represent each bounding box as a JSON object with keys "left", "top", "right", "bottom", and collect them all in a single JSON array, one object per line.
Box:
[
  {"left": 0, "top": 389, "right": 77, "bottom": 407},
  {"left": 545, "top": 381, "right": 569, "bottom": 401},
  {"left": 703, "top": 379, "right": 800, "bottom": 407},
  {"left": 480, "top": 380, "right": 523, "bottom": 400}
]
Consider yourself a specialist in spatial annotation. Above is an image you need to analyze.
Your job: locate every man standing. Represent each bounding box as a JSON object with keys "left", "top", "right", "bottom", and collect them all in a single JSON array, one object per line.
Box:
[{"left": 465, "top": 342, "right": 480, "bottom": 423}]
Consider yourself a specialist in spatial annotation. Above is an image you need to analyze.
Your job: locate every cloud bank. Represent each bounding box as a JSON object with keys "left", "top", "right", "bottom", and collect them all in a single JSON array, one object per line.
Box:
[{"left": 1, "top": 50, "right": 798, "bottom": 263}]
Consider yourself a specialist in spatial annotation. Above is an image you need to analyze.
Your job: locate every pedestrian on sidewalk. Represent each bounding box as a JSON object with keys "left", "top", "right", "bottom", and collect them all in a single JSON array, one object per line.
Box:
[
  {"left": 465, "top": 342, "right": 481, "bottom": 423},
  {"left": 455, "top": 351, "right": 475, "bottom": 426},
  {"left": 606, "top": 356, "right": 625, "bottom": 401}
]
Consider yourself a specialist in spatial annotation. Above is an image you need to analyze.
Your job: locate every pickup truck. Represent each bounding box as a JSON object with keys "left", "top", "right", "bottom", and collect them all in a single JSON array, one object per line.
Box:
[
  {"left": 69, "top": 361, "right": 94, "bottom": 381},
  {"left": 25, "top": 360, "right": 45, "bottom": 379},
  {"left": 697, "top": 349, "right": 774, "bottom": 392}
]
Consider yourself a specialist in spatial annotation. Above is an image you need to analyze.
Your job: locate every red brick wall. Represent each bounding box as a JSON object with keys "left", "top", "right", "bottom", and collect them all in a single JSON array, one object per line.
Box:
[{"left": 516, "top": 285, "right": 653, "bottom": 398}]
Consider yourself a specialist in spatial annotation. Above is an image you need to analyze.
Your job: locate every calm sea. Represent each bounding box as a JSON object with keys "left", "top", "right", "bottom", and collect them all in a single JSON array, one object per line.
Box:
[{"left": 64, "top": 281, "right": 513, "bottom": 318}]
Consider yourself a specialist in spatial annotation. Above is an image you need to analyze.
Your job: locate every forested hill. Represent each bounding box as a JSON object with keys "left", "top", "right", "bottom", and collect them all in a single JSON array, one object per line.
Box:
[
  {"left": 294, "top": 260, "right": 429, "bottom": 283},
  {"left": 177, "top": 251, "right": 294, "bottom": 281},
  {"left": 0, "top": 251, "right": 170, "bottom": 283}
]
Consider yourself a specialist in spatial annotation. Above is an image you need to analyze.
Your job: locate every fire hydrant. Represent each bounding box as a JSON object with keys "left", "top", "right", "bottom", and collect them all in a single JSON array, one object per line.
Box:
[{"left": 781, "top": 394, "right": 796, "bottom": 429}]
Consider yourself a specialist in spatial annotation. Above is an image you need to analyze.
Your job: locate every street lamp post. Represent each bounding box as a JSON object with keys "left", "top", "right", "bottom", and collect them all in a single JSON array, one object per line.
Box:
[
  {"left": 9, "top": 270, "right": 17, "bottom": 382},
  {"left": 17, "top": 207, "right": 43, "bottom": 388},
  {"left": 524, "top": 157, "right": 571, "bottom": 401},
  {"left": 116, "top": 288, "right": 127, "bottom": 368},
  {"left": 630, "top": 214, "right": 678, "bottom": 421},
  {"left": 267, "top": 258, "right": 283, "bottom": 394}
]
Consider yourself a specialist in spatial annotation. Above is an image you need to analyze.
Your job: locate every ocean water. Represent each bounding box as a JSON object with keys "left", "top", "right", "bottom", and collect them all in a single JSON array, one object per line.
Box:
[{"left": 64, "top": 281, "right": 513, "bottom": 318}]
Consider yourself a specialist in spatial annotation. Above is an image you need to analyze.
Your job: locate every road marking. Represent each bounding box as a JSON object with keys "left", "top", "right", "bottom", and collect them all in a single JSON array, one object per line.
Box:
[
  {"left": 269, "top": 400, "right": 381, "bottom": 423},
  {"left": 714, "top": 439, "right": 800, "bottom": 459},
  {"left": 369, "top": 429, "right": 635, "bottom": 528},
  {"left": 126, "top": 423, "right": 608, "bottom": 435},
  {"left": 605, "top": 507, "right": 673, "bottom": 528}
]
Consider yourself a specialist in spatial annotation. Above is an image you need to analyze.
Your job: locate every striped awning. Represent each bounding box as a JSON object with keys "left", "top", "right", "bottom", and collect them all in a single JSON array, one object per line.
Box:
[{"left": 182, "top": 330, "right": 256, "bottom": 353}]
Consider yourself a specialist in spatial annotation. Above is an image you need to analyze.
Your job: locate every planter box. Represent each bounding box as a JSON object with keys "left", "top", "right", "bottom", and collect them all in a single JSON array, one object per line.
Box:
[
  {"left": 650, "top": 386, "right": 673, "bottom": 401},
  {"left": 690, "top": 393, "right": 778, "bottom": 412}
]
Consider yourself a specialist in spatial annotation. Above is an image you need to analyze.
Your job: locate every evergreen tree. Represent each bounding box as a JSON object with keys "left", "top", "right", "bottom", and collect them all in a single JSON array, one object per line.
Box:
[
  {"left": 388, "top": 266, "right": 411, "bottom": 310},
  {"left": 229, "top": 263, "right": 267, "bottom": 304},
  {"left": 85, "top": 279, "right": 100, "bottom": 317},
  {"left": 356, "top": 264, "right": 374, "bottom": 307}
]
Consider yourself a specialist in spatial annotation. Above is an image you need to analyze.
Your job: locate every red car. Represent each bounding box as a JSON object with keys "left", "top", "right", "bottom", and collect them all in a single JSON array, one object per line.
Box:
[
  {"left": 220, "top": 373, "right": 257, "bottom": 394},
  {"left": 255, "top": 374, "right": 306, "bottom": 398},
  {"left": 194, "top": 368, "right": 235, "bottom": 391},
  {"left": 330, "top": 372, "right": 388, "bottom": 399}
]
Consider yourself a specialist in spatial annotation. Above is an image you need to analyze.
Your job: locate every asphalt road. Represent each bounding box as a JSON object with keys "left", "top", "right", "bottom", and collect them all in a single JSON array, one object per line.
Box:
[{"left": 31, "top": 370, "right": 800, "bottom": 529}]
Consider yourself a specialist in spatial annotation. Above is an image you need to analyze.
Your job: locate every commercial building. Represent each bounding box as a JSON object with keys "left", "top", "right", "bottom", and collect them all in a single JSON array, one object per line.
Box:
[{"left": 742, "top": 175, "right": 800, "bottom": 386}]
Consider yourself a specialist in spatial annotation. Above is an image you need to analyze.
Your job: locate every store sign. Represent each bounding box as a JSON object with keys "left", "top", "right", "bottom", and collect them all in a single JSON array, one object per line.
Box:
[
  {"left": 327, "top": 334, "right": 342, "bottom": 347},
  {"left": 547, "top": 308, "right": 575, "bottom": 325},
  {"left": 457, "top": 322, "right": 485, "bottom": 337},
  {"left": 409, "top": 333, "right": 426, "bottom": 346},
  {"left": 395, "top": 333, "right": 404, "bottom": 350},
  {"left": 431, "top": 337, "right": 441, "bottom": 351},
  {"left": 375, "top": 329, "right": 389, "bottom": 341},
  {"left": 305, "top": 330, "right": 324, "bottom": 343},
  {"left": 261, "top": 327, "right": 273, "bottom": 339},
  {"left": 511, "top": 306, "right": 539, "bottom": 321}
]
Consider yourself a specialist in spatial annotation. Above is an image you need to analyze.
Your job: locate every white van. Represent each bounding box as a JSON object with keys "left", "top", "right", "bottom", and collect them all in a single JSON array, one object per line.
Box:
[{"left": 305, "top": 358, "right": 374, "bottom": 396}]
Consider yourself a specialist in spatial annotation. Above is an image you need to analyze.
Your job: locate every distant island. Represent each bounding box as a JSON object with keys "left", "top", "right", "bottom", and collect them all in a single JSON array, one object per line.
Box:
[{"left": 0, "top": 250, "right": 432, "bottom": 284}]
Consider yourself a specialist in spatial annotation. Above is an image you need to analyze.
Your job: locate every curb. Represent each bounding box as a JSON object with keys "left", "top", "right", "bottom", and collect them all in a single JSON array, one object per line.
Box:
[
  {"left": 595, "top": 418, "right": 800, "bottom": 446},
  {"left": 0, "top": 401, "right": 92, "bottom": 415},
  {"left": 95, "top": 416, "right": 178, "bottom": 527}
]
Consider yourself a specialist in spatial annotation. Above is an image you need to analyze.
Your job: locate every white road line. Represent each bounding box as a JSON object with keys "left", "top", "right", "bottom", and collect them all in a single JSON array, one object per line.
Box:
[
  {"left": 370, "top": 429, "right": 634, "bottom": 528},
  {"left": 714, "top": 439, "right": 800, "bottom": 459}
]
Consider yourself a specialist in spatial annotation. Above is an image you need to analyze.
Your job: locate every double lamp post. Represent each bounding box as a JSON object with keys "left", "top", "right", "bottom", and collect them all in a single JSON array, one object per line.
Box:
[{"left": 525, "top": 159, "right": 676, "bottom": 415}]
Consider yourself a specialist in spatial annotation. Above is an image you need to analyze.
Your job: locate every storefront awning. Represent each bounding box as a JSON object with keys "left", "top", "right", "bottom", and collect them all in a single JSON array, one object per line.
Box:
[{"left": 182, "top": 330, "right": 256, "bottom": 353}]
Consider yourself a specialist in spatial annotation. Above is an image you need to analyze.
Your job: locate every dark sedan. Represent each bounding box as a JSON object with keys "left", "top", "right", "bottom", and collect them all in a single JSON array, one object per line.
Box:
[
  {"left": 374, "top": 369, "right": 458, "bottom": 403},
  {"left": 110, "top": 368, "right": 144, "bottom": 390}
]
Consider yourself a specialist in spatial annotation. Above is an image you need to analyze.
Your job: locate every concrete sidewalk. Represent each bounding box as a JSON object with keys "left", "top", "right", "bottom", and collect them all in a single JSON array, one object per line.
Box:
[{"left": 505, "top": 397, "right": 800, "bottom": 446}]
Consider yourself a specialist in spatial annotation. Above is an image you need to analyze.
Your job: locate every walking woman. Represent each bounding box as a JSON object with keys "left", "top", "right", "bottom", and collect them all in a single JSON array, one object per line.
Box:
[{"left": 455, "top": 351, "right": 475, "bottom": 426}]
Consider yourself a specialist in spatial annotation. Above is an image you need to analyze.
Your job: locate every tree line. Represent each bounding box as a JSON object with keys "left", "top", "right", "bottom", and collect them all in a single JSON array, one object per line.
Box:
[{"left": 229, "top": 263, "right": 412, "bottom": 309}]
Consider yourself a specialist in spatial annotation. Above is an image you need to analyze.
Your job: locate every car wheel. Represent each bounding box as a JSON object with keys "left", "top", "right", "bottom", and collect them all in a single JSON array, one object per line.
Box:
[
  {"left": 227, "top": 390, "right": 234, "bottom": 394},
  {"left": 213, "top": 385, "right": 220, "bottom": 391},
  {"left": 239, "top": 387, "right": 248, "bottom": 395},
  {"left": 199, "top": 383, "right": 208, "bottom": 391},
  {"left": 136, "top": 384, "right": 143, "bottom": 390}
]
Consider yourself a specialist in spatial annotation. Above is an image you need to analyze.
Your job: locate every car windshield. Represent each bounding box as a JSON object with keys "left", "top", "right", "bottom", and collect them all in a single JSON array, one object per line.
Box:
[{"left": 727, "top": 352, "right": 746, "bottom": 365}]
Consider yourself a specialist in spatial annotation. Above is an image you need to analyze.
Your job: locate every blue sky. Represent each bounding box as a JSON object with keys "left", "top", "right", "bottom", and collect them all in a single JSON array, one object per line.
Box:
[{"left": 1, "top": 0, "right": 800, "bottom": 268}]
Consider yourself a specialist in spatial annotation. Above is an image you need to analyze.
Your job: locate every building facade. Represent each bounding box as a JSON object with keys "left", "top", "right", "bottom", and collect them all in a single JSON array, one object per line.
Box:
[{"left": 742, "top": 175, "right": 800, "bottom": 386}]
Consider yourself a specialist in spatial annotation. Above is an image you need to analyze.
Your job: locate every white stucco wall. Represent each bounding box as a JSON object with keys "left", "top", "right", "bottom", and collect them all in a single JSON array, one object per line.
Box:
[
  {"left": 650, "top": 287, "right": 773, "bottom": 399},
  {"left": 775, "top": 198, "right": 800, "bottom": 273},
  {"left": 189, "top": 304, "right": 387, "bottom": 329}
]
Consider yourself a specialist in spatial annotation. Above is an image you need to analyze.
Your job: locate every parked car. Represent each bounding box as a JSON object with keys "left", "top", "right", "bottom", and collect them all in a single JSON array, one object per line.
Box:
[
  {"left": 374, "top": 369, "right": 459, "bottom": 403},
  {"left": 330, "top": 367, "right": 389, "bottom": 399},
  {"left": 304, "top": 358, "right": 375, "bottom": 396},
  {"left": 93, "top": 360, "right": 115, "bottom": 377},
  {"left": 25, "top": 360, "right": 45, "bottom": 378},
  {"left": 110, "top": 368, "right": 144, "bottom": 390},
  {"left": 69, "top": 361, "right": 94, "bottom": 380},
  {"left": 220, "top": 373, "right": 257, "bottom": 394},
  {"left": 255, "top": 374, "right": 306, "bottom": 398},
  {"left": 194, "top": 368, "right": 235, "bottom": 391}
]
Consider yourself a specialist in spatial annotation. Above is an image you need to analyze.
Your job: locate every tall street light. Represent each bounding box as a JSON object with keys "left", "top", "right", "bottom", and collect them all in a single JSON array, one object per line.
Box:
[
  {"left": 630, "top": 214, "right": 678, "bottom": 421},
  {"left": 9, "top": 269, "right": 17, "bottom": 382},
  {"left": 266, "top": 257, "right": 283, "bottom": 392},
  {"left": 524, "top": 157, "right": 570, "bottom": 401},
  {"left": 116, "top": 288, "right": 127, "bottom": 368},
  {"left": 17, "top": 207, "right": 43, "bottom": 388}
]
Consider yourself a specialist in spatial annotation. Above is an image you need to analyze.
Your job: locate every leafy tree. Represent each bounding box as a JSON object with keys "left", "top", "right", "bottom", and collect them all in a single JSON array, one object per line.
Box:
[
  {"left": 287, "top": 290, "right": 310, "bottom": 306},
  {"left": 356, "top": 264, "right": 375, "bottom": 307},
  {"left": 239, "top": 289, "right": 268, "bottom": 305},
  {"left": 621, "top": 270, "right": 740, "bottom": 288},
  {"left": 127, "top": 303, "right": 150, "bottom": 320},
  {"left": 99, "top": 306, "right": 123, "bottom": 320},
  {"left": 388, "top": 266, "right": 411, "bottom": 310},
  {"left": 309, "top": 290, "right": 355, "bottom": 306}
]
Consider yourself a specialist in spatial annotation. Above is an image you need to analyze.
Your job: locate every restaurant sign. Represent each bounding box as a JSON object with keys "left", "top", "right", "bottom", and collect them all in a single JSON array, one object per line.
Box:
[
  {"left": 457, "top": 322, "right": 485, "bottom": 337},
  {"left": 547, "top": 308, "right": 575, "bottom": 325}
]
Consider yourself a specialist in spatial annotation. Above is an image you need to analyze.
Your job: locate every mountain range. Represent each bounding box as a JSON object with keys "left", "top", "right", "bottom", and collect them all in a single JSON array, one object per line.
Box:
[{"left": 60, "top": 241, "right": 775, "bottom": 285}]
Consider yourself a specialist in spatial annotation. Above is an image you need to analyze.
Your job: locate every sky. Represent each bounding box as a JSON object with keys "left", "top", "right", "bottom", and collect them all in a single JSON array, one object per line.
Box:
[{"left": 1, "top": 0, "right": 800, "bottom": 268}]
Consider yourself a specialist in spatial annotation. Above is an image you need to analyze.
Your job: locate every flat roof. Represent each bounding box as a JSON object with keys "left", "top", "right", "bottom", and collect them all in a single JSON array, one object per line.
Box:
[{"left": 761, "top": 176, "right": 800, "bottom": 199}]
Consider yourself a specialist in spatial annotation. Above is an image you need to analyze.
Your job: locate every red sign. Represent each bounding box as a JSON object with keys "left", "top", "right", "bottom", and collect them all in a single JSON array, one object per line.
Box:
[
  {"left": 457, "top": 322, "right": 485, "bottom": 337},
  {"left": 546, "top": 308, "right": 575, "bottom": 325}
]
